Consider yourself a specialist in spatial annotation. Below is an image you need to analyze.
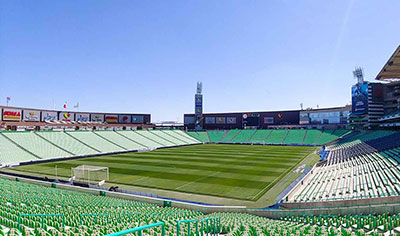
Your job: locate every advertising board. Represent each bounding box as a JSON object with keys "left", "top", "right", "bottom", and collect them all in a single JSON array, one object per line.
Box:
[
  {"left": 216, "top": 117, "right": 226, "bottom": 124},
  {"left": 105, "top": 114, "right": 118, "bottom": 123},
  {"left": 205, "top": 117, "right": 215, "bottom": 124},
  {"left": 59, "top": 112, "right": 75, "bottom": 122},
  {"left": 195, "top": 94, "right": 203, "bottom": 116},
  {"left": 2, "top": 108, "right": 22, "bottom": 121},
  {"left": 23, "top": 110, "right": 40, "bottom": 122},
  {"left": 90, "top": 114, "right": 104, "bottom": 122},
  {"left": 76, "top": 113, "right": 90, "bottom": 122},
  {"left": 351, "top": 84, "right": 369, "bottom": 115},
  {"left": 132, "top": 115, "right": 144, "bottom": 124},
  {"left": 118, "top": 115, "right": 132, "bottom": 124},
  {"left": 41, "top": 111, "right": 58, "bottom": 121},
  {"left": 184, "top": 116, "right": 195, "bottom": 124},
  {"left": 227, "top": 117, "right": 236, "bottom": 124},
  {"left": 264, "top": 117, "right": 274, "bottom": 124}
]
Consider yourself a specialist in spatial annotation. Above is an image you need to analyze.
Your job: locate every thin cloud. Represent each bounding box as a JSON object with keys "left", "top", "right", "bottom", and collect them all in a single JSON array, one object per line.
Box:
[{"left": 329, "top": 0, "right": 356, "bottom": 71}]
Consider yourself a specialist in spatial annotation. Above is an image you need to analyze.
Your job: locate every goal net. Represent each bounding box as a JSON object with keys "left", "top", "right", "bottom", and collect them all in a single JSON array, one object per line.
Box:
[{"left": 72, "top": 165, "right": 109, "bottom": 184}]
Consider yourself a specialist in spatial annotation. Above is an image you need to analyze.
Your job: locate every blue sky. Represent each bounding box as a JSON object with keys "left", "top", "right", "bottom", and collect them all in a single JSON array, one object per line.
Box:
[{"left": 1, "top": 1, "right": 399, "bottom": 122}]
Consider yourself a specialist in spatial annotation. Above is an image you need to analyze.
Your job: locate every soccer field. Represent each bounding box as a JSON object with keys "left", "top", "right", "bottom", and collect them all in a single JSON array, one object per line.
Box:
[{"left": 10, "top": 144, "right": 315, "bottom": 201}]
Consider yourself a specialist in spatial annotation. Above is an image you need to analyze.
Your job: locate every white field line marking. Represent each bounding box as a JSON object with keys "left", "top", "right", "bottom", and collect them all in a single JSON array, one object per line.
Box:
[
  {"left": 174, "top": 171, "right": 221, "bottom": 190},
  {"left": 251, "top": 148, "right": 316, "bottom": 201}
]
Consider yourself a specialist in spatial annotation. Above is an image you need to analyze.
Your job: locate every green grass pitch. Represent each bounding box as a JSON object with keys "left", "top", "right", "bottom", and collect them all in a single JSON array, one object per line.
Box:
[{"left": 10, "top": 144, "right": 315, "bottom": 201}]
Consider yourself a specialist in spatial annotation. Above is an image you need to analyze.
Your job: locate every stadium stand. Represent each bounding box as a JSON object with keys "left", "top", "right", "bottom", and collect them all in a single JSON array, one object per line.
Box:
[
  {"left": 0, "top": 130, "right": 201, "bottom": 165},
  {"left": 0, "top": 133, "right": 38, "bottom": 164},
  {"left": 265, "top": 129, "right": 288, "bottom": 144},
  {"left": 136, "top": 130, "right": 175, "bottom": 147},
  {"left": 220, "top": 129, "right": 241, "bottom": 143},
  {"left": 303, "top": 129, "right": 322, "bottom": 145},
  {"left": 168, "top": 130, "right": 201, "bottom": 144},
  {"left": 37, "top": 131, "right": 100, "bottom": 155},
  {"left": 1, "top": 175, "right": 400, "bottom": 235},
  {"left": 187, "top": 129, "right": 350, "bottom": 146},
  {"left": 230, "top": 129, "right": 256, "bottom": 143},
  {"left": 330, "top": 130, "right": 395, "bottom": 148},
  {"left": 66, "top": 131, "right": 126, "bottom": 153},
  {"left": 116, "top": 130, "right": 162, "bottom": 149},
  {"left": 0, "top": 176, "right": 399, "bottom": 235},
  {"left": 0, "top": 129, "right": 350, "bottom": 166},
  {"left": 315, "top": 129, "right": 351, "bottom": 145},
  {"left": 187, "top": 131, "right": 209, "bottom": 143},
  {"left": 150, "top": 130, "right": 186, "bottom": 146},
  {"left": 207, "top": 130, "right": 227, "bottom": 143},
  {"left": 248, "top": 129, "right": 272, "bottom": 143},
  {"left": 3, "top": 131, "right": 72, "bottom": 159},
  {"left": 94, "top": 131, "right": 146, "bottom": 150},
  {"left": 283, "top": 129, "right": 306, "bottom": 145},
  {"left": 287, "top": 130, "right": 400, "bottom": 203}
]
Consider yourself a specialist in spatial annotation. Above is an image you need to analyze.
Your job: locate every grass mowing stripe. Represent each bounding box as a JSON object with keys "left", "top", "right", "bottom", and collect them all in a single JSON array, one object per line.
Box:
[
  {"left": 68, "top": 158, "right": 287, "bottom": 176},
  {"left": 250, "top": 147, "right": 316, "bottom": 200},
  {"left": 83, "top": 155, "right": 297, "bottom": 170},
  {"left": 10, "top": 144, "right": 315, "bottom": 201},
  {"left": 18, "top": 161, "right": 270, "bottom": 189}
]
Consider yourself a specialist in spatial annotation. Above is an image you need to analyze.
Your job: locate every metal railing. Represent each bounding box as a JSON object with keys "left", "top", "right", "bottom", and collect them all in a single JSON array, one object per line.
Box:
[
  {"left": 79, "top": 213, "right": 109, "bottom": 225},
  {"left": 105, "top": 222, "right": 165, "bottom": 236},
  {"left": 18, "top": 214, "right": 65, "bottom": 231},
  {"left": 177, "top": 219, "right": 198, "bottom": 236}
]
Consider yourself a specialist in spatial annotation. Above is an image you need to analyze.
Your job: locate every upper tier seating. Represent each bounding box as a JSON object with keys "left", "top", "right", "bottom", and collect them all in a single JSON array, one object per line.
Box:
[
  {"left": 287, "top": 130, "right": 400, "bottom": 203},
  {"left": 0, "top": 176, "right": 398, "bottom": 235}
]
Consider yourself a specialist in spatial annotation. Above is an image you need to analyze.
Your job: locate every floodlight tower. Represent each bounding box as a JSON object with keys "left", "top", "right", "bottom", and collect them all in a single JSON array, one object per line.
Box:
[
  {"left": 194, "top": 82, "right": 203, "bottom": 130},
  {"left": 353, "top": 67, "right": 364, "bottom": 85}
]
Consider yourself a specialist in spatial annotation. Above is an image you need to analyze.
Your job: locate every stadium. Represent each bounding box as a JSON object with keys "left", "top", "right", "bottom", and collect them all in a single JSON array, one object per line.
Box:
[
  {"left": 2, "top": 1, "right": 400, "bottom": 234},
  {"left": 0, "top": 44, "right": 399, "bottom": 235}
]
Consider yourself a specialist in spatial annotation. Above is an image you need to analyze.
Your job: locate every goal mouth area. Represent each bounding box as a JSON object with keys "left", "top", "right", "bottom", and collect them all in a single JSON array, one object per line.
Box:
[{"left": 71, "top": 165, "right": 109, "bottom": 184}]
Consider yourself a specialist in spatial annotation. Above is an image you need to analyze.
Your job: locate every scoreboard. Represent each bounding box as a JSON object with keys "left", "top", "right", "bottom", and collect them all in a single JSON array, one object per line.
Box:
[{"left": 243, "top": 113, "right": 260, "bottom": 127}]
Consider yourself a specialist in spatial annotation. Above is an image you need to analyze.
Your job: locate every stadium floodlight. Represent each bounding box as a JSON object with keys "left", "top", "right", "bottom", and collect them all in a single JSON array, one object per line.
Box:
[
  {"left": 196, "top": 81, "right": 202, "bottom": 94},
  {"left": 353, "top": 67, "right": 364, "bottom": 84},
  {"left": 72, "top": 165, "right": 109, "bottom": 184}
]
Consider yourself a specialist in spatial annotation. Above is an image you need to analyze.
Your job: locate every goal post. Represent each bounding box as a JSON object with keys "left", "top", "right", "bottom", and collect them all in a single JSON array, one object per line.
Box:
[{"left": 71, "top": 165, "right": 109, "bottom": 184}]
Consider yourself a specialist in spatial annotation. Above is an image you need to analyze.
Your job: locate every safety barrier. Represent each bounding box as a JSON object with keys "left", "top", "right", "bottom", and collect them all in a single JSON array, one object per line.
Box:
[
  {"left": 105, "top": 222, "right": 165, "bottom": 236},
  {"left": 18, "top": 214, "right": 65, "bottom": 231}
]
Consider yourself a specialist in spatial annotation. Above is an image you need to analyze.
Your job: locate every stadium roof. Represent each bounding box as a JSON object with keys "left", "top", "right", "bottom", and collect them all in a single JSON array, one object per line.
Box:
[{"left": 376, "top": 45, "right": 400, "bottom": 81}]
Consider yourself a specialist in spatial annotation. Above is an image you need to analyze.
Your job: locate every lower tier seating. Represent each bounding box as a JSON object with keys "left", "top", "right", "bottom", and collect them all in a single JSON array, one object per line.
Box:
[
  {"left": 0, "top": 176, "right": 398, "bottom": 236},
  {"left": 189, "top": 129, "right": 349, "bottom": 145},
  {"left": 288, "top": 130, "right": 400, "bottom": 203},
  {"left": 0, "top": 130, "right": 200, "bottom": 165}
]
